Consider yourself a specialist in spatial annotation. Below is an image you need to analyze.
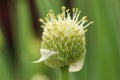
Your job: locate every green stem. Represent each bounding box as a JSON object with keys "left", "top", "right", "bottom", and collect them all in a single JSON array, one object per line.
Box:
[{"left": 59, "top": 66, "right": 69, "bottom": 80}]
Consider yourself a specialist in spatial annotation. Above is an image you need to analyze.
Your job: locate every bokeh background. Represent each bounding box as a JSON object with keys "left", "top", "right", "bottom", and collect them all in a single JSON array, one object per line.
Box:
[{"left": 0, "top": 0, "right": 120, "bottom": 80}]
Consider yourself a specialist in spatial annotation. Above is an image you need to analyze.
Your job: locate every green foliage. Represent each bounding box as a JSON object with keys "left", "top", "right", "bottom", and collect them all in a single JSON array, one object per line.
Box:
[{"left": 0, "top": 0, "right": 120, "bottom": 80}]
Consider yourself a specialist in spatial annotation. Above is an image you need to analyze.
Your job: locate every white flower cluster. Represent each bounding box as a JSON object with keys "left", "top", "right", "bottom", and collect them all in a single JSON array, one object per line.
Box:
[{"left": 33, "top": 6, "right": 93, "bottom": 72}]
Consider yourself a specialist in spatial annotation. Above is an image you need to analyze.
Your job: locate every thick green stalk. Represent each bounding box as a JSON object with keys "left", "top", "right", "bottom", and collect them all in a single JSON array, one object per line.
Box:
[{"left": 59, "top": 66, "right": 69, "bottom": 80}]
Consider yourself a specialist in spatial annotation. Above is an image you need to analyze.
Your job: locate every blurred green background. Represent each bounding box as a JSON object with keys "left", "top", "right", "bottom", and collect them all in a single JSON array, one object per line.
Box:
[{"left": 0, "top": 0, "right": 120, "bottom": 80}]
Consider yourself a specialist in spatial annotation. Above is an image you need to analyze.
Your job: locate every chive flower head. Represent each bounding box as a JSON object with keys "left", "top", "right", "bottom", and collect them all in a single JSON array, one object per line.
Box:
[{"left": 33, "top": 6, "right": 93, "bottom": 72}]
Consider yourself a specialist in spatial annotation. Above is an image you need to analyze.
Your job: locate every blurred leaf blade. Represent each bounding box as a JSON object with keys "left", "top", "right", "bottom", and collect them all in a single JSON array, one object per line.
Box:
[{"left": 35, "top": 0, "right": 63, "bottom": 17}]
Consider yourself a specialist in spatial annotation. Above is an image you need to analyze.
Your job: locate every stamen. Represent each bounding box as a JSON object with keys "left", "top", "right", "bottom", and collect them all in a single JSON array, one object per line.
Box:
[
  {"left": 73, "top": 8, "right": 78, "bottom": 20},
  {"left": 49, "top": 10, "right": 56, "bottom": 21},
  {"left": 78, "top": 16, "right": 87, "bottom": 25},
  {"left": 40, "top": 6, "right": 93, "bottom": 31},
  {"left": 62, "top": 6, "right": 66, "bottom": 11},
  {"left": 83, "top": 21, "right": 94, "bottom": 29},
  {"left": 57, "top": 14, "right": 63, "bottom": 21},
  {"left": 84, "top": 29, "right": 88, "bottom": 32},
  {"left": 62, "top": 6, "right": 66, "bottom": 19},
  {"left": 72, "top": 8, "right": 75, "bottom": 13},
  {"left": 80, "top": 20, "right": 86, "bottom": 26},
  {"left": 82, "top": 16, "right": 87, "bottom": 20},
  {"left": 45, "top": 17, "right": 49, "bottom": 22},
  {"left": 66, "top": 9, "right": 70, "bottom": 13},
  {"left": 75, "top": 11, "right": 81, "bottom": 22},
  {"left": 39, "top": 18, "right": 46, "bottom": 24},
  {"left": 66, "top": 9, "right": 70, "bottom": 20}
]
